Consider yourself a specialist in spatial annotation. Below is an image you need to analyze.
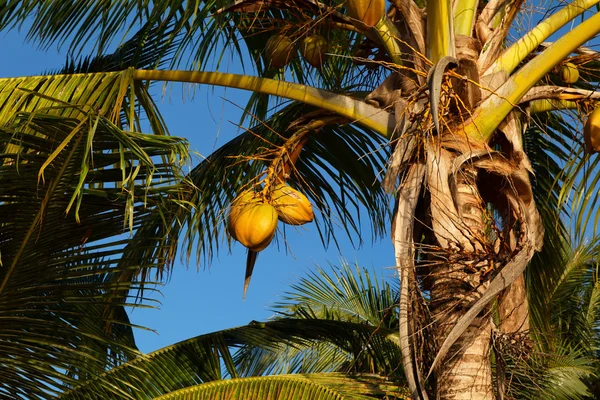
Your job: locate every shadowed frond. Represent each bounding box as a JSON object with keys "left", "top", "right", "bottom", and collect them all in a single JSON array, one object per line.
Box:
[
  {"left": 525, "top": 111, "right": 572, "bottom": 337},
  {"left": 500, "top": 348, "right": 596, "bottom": 400},
  {"left": 0, "top": 111, "right": 189, "bottom": 398}
]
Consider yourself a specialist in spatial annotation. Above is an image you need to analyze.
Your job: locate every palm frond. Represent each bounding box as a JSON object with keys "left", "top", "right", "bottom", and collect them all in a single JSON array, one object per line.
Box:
[
  {"left": 501, "top": 348, "right": 596, "bottom": 400},
  {"left": 50, "top": 20, "right": 182, "bottom": 74},
  {"left": 60, "top": 319, "right": 406, "bottom": 399},
  {"left": 154, "top": 373, "right": 408, "bottom": 400},
  {"left": 1, "top": 1, "right": 382, "bottom": 124},
  {"left": 0, "top": 67, "right": 190, "bottom": 398},
  {"left": 525, "top": 110, "right": 572, "bottom": 338},
  {"left": 0, "top": 110, "right": 189, "bottom": 398},
  {"left": 273, "top": 262, "right": 398, "bottom": 328},
  {"left": 235, "top": 262, "right": 402, "bottom": 379}
]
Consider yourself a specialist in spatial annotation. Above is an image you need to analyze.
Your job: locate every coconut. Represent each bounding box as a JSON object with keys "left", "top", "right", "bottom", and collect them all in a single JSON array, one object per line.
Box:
[
  {"left": 228, "top": 191, "right": 278, "bottom": 251},
  {"left": 345, "top": 0, "right": 385, "bottom": 31},
  {"left": 265, "top": 35, "right": 295, "bottom": 69},
  {"left": 560, "top": 62, "right": 579, "bottom": 84},
  {"left": 584, "top": 107, "right": 600, "bottom": 154},
  {"left": 300, "top": 35, "right": 328, "bottom": 69},
  {"left": 270, "top": 184, "right": 314, "bottom": 225}
]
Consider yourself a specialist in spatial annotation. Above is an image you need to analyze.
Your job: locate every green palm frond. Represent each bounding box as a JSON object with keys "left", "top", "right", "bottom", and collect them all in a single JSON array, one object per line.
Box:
[
  {"left": 0, "top": 110, "right": 188, "bottom": 397},
  {"left": 273, "top": 262, "right": 398, "bottom": 328},
  {"left": 153, "top": 373, "right": 408, "bottom": 400},
  {"left": 1, "top": 1, "right": 381, "bottom": 125},
  {"left": 235, "top": 263, "right": 402, "bottom": 379},
  {"left": 0, "top": 68, "right": 190, "bottom": 397},
  {"left": 60, "top": 319, "right": 405, "bottom": 399},
  {"left": 525, "top": 110, "right": 572, "bottom": 337},
  {"left": 545, "top": 238, "right": 600, "bottom": 351},
  {"left": 501, "top": 348, "right": 596, "bottom": 400}
]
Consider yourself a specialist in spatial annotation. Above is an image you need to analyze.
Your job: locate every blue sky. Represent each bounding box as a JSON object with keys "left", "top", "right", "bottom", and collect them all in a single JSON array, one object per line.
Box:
[{"left": 0, "top": 25, "right": 396, "bottom": 353}]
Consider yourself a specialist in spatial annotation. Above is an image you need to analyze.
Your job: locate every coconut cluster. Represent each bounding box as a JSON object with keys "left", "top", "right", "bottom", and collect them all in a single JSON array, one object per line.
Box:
[
  {"left": 227, "top": 185, "right": 314, "bottom": 251},
  {"left": 262, "top": 0, "right": 386, "bottom": 69},
  {"left": 264, "top": 34, "right": 329, "bottom": 70}
]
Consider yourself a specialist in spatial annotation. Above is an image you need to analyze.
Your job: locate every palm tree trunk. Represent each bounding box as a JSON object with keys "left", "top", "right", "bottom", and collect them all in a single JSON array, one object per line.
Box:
[{"left": 429, "top": 166, "right": 494, "bottom": 399}]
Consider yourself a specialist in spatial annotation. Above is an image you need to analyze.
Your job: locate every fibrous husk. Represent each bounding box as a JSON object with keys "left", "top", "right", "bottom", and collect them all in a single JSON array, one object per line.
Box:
[
  {"left": 300, "top": 35, "right": 328, "bottom": 69},
  {"left": 345, "top": 0, "right": 385, "bottom": 31},
  {"left": 270, "top": 184, "right": 314, "bottom": 225},
  {"left": 228, "top": 191, "right": 278, "bottom": 251},
  {"left": 265, "top": 35, "right": 296, "bottom": 69},
  {"left": 585, "top": 107, "right": 600, "bottom": 154}
]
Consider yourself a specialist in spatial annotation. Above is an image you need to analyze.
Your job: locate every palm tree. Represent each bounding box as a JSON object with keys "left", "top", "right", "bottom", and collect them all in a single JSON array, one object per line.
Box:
[{"left": 1, "top": 1, "right": 600, "bottom": 399}]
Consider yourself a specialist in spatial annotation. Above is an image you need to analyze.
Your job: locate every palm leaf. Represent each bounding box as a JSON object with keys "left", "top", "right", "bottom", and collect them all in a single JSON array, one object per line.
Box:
[
  {"left": 236, "top": 263, "right": 402, "bottom": 379},
  {"left": 274, "top": 262, "right": 398, "bottom": 328},
  {"left": 1, "top": 1, "right": 382, "bottom": 125},
  {"left": 0, "top": 71, "right": 189, "bottom": 397},
  {"left": 153, "top": 373, "right": 408, "bottom": 400},
  {"left": 501, "top": 347, "right": 595, "bottom": 400},
  {"left": 524, "top": 110, "right": 572, "bottom": 338},
  {"left": 60, "top": 319, "right": 406, "bottom": 399}
]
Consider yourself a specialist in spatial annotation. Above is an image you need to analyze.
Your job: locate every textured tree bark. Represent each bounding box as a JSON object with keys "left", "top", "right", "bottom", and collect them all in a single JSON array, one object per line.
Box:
[
  {"left": 429, "top": 166, "right": 494, "bottom": 399},
  {"left": 498, "top": 274, "right": 529, "bottom": 333}
]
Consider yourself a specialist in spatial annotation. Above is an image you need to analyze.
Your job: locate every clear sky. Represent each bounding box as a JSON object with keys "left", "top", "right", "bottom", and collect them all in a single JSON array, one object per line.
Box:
[{"left": 0, "top": 25, "right": 396, "bottom": 353}]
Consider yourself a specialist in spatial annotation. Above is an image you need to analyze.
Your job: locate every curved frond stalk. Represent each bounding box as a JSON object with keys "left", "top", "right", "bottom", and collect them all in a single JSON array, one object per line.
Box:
[
  {"left": 529, "top": 99, "right": 580, "bottom": 113},
  {"left": 133, "top": 70, "right": 395, "bottom": 138},
  {"left": 463, "top": 11, "right": 600, "bottom": 141},
  {"left": 453, "top": 0, "right": 478, "bottom": 37},
  {"left": 373, "top": 17, "right": 404, "bottom": 66},
  {"left": 485, "top": 0, "right": 600, "bottom": 76},
  {"left": 426, "top": 0, "right": 455, "bottom": 63},
  {"left": 154, "top": 373, "right": 408, "bottom": 400}
]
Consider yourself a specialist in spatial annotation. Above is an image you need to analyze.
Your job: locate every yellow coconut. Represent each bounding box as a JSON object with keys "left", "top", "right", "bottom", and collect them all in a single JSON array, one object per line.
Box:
[
  {"left": 345, "top": 0, "right": 385, "bottom": 31},
  {"left": 265, "top": 35, "right": 295, "bottom": 69},
  {"left": 270, "top": 184, "right": 314, "bottom": 225},
  {"left": 228, "top": 191, "right": 278, "bottom": 251},
  {"left": 584, "top": 107, "right": 600, "bottom": 154},
  {"left": 560, "top": 62, "right": 579, "bottom": 84},
  {"left": 300, "top": 35, "right": 328, "bottom": 69}
]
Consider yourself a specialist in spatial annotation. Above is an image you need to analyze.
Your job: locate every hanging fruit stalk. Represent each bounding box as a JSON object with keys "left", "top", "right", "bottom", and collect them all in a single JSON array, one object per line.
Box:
[
  {"left": 264, "top": 35, "right": 296, "bottom": 69},
  {"left": 344, "top": 0, "right": 385, "bottom": 31},
  {"left": 584, "top": 106, "right": 600, "bottom": 154},
  {"left": 230, "top": 121, "right": 327, "bottom": 299},
  {"left": 560, "top": 62, "right": 580, "bottom": 84},
  {"left": 300, "top": 35, "right": 328, "bottom": 69}
]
